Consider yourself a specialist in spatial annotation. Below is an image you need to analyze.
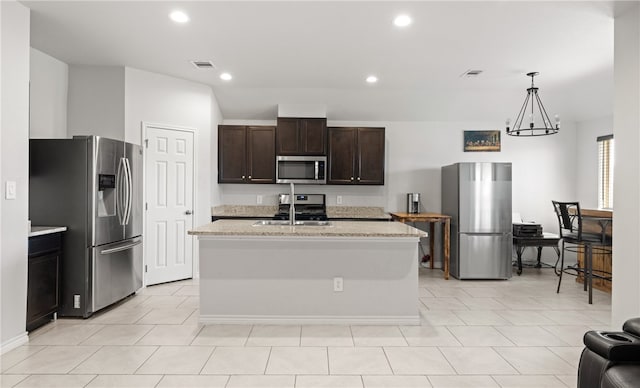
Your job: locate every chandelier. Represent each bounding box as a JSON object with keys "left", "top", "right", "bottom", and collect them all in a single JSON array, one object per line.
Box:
[{"left": 506, "top": 72, "right": 560, "bottom": 136}]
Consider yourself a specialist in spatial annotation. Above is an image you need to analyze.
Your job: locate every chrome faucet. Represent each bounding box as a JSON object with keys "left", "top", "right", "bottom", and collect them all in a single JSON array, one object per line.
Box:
[{"left": 289, "top": 182, "right": 295, "bottom": 225}]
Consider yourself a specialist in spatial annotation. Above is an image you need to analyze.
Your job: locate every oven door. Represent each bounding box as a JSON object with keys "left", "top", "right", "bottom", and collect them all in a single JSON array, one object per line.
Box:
[{"left": 276, "top": 156, "right": 326, "bottom": 184}]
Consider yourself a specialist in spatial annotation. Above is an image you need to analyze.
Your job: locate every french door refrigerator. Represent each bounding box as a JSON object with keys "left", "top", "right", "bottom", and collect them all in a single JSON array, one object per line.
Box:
[
  {"left": 30, "top": 136, "right": 143, "bottom": 317},
  {"left": 441, "top": 162, "right": 512, "bottom": 279}
]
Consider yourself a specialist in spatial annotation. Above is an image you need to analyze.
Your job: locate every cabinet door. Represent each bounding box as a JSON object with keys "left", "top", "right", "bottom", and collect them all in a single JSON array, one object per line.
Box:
[
  {"left": 247, "top": 126, "right": 276, "bottom": 183},
  {"left": 301, "top": 118, "right": 327, "bottom": 155},
  {"left": 276, "top": 118, "right": 300, "bottom": 155},
  {"left": 357, "top": 127, "right": 385, "bottom": 185},
  {"left": 27, "top": 250, "right": 60, "bottom": 331},
  {"left": 327, "top": 127, "right": 357, "bottom": 184},
  {"left": 218, "top": 125, "right": 247, "bottom": 183}
]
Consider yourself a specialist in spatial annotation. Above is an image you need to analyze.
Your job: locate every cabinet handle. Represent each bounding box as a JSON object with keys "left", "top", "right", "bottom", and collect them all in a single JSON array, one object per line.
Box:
[
  {"left": 350, "top": 177, "right": 354, "bottom": 181},
  {"left": 242, "top": 175, "right": 245, "bottom": 179},
  {"left": 248, "top": 175, "right": 252, "bottom": 179},
  {"left": 357, "top": 177, "right": 361, "bottom": 181}
]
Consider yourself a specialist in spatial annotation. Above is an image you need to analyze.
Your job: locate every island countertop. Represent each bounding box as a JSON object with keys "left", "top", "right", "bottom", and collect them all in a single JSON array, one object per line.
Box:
[{"left": 189, "top": 220, "right": 426, "bottom": 238}]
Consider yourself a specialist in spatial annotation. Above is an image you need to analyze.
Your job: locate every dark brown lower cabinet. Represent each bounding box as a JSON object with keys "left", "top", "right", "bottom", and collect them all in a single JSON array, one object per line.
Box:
[{"left": 27, "top": 232, "right": 62, "bottom": 332}]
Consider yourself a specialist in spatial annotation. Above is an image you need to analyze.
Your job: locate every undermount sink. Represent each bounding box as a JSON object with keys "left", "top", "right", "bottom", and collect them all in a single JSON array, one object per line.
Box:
[{"left": 253, "top": 220, "right": 332, "bottom": 227}]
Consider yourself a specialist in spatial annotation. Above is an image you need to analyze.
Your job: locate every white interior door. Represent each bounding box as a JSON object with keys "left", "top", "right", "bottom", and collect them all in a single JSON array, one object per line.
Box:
[{"left": 145, "top": 125, "right": 194, "bottom": 285}]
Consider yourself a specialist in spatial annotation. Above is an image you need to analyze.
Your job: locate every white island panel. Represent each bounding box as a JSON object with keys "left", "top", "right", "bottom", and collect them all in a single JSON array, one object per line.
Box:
[{"left": 198, "top": 235, "right": 420, "bottom": 325}]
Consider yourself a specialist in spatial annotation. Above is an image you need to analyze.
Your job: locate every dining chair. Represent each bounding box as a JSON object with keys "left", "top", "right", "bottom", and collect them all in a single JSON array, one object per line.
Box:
[{"left": 551, "top": 200, "right": 612, "bottom": 304}]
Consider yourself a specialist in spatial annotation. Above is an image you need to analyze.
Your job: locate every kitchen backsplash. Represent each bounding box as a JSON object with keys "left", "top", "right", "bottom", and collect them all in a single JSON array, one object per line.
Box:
[{"left": 219, "top": 184, "right": 386, "bottom": 207}]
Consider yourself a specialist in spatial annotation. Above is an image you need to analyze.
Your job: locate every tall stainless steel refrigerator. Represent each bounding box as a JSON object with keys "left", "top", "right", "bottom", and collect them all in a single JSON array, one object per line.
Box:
[
  {"left": 30, "top": 136, "right": 143, "bottom": 317},
  {"left": 441, "top": 162, "right": 512, "bottom": 279}
]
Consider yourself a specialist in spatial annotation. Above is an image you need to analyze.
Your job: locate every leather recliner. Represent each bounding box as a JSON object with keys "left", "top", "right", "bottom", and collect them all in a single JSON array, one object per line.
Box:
[{"left": 578, "top": 318, "right": 640, "bottom": 388}]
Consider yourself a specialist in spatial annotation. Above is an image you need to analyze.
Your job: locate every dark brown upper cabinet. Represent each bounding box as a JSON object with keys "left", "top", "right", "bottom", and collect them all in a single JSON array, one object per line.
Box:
[
  {"left": 218, "top": 125, "right": 275, "bottom": 184},
  {"left": 276, "top": 117, "right": 327, "bottom": 156},
  {"left": 327, "top": 127, "right": 385, "bottom": 185}
]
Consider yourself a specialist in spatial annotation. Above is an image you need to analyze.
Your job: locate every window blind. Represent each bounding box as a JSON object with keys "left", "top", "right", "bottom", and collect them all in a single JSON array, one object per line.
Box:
[{"left": 598, "top": 135, "right": 614, "bottom": 209}]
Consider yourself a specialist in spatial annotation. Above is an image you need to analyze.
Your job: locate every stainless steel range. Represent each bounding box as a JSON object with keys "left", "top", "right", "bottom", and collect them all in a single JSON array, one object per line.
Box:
[{"left": 274, "top": 194, "right": 328, "bottom": 221}]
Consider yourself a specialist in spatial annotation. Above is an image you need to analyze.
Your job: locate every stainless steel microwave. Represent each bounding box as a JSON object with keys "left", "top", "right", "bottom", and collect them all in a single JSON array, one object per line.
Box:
[{"left": 276, "top": 155, "right": 326, "bottom": 184}]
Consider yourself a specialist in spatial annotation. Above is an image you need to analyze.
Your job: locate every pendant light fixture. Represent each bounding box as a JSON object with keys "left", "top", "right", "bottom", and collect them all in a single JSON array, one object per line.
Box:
[{"left": 506, "top": 72, "right": 560, "bottom": 136}]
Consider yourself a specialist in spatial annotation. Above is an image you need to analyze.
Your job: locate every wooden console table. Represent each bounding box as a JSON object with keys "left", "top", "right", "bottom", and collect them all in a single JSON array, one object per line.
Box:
[{"left": 389, "top": 212, "right": 451, "bottom": 280}]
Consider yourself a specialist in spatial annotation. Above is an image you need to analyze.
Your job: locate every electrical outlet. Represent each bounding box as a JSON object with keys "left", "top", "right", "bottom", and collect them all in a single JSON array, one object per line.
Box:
[
  {"left": 337, "top": 195, "right": 343, "bottom": 205},
  {"left": 257, "top": 195, "right": 263, "bottom": 204},
  {"left": 333, "top": 277, "right": 343, "bottom": 292},
  {"left": 73, "top": 294, "right": 81, "bottom": 308}
]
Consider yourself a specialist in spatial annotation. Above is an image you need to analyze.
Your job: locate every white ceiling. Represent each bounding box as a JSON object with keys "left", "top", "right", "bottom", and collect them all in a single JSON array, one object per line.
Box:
[{"left": 22, "top": 1, "right": 615, "bottom": 123}]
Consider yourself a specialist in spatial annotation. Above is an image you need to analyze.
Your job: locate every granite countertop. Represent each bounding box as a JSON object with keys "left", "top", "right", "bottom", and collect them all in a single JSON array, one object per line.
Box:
[
  {"left": 212, "top": 205, "right": 391, "bottom": 220},
  {"left": 189, "top": 220, "right": 426, "bottom": 238},
  {"left": 29, "top": 226, "right": 67, "bottom": 238}
]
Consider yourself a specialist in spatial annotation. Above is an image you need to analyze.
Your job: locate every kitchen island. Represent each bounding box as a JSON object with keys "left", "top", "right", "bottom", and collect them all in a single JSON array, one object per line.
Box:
[{"left": 188, "top": 220, "right": 426, "bottom": 325}]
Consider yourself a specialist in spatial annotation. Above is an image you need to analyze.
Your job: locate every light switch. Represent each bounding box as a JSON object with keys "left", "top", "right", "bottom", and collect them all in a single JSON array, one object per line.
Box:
[
  {"left": 5, "top": 181, "right": 16, "bottom": 200},
  {"left": 337, "top": 195, "right": 343, "bottom": 205}
]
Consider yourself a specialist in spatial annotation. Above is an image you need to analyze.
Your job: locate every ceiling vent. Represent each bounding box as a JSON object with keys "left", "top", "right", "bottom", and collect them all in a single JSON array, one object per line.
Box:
[
  {"left": 191, "top": 61, "right": 216, "bottom": 69},
  {"left": 460, "top": 69, "right": 483, "bottom": 78}
]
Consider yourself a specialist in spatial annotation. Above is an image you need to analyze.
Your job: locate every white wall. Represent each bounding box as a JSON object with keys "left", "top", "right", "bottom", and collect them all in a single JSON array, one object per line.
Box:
[
  {"left": 612, "top": 4, "right": 640, "bottom": 328},
  {"left": 29, "top": 48, "right": 68, "bottom": 139},
  {"left": 219, "top": 119, "right": 577, "bottom": 234},
  {"left": 67, "top": 65, "right": 125, "bottom": 140},
  {"left": 1, "top": 0, "right": 30, "bottom": 353},
  {"left": 124, "top": 67, "right": 218, "bottom": 276},
  {"left": 575, "top": 116, "right": 613, "bottom": 209}
]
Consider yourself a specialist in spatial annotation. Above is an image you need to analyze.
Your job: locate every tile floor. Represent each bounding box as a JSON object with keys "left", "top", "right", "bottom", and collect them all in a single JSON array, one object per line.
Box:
[{"left": 1, "top": 266, "right": 611, "bottom": 388}]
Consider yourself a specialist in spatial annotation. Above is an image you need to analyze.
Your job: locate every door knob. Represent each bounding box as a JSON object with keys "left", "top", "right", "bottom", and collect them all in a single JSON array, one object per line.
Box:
[{"left": 185, "top": 210, "right": 193, "bottom": 215}]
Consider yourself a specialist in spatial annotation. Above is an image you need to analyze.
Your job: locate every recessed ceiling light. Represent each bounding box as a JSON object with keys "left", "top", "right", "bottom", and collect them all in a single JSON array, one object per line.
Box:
[
  {"left": 393, "top": 14, "right": 412, "bottom": 27},
  {"left": 169, "top": 11, "right": 189, "bottom": 24},
  {"left": 366, "top": 75, "right": 378, "bottom": 83},
  {"left": 220, "top": 73, "right": 232, "bottom": 81}
]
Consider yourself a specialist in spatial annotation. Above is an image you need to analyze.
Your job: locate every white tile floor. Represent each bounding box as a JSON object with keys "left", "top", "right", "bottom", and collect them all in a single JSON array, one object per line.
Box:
[{"left": 1, "top": 267, "right": 611, "bottom": 387}]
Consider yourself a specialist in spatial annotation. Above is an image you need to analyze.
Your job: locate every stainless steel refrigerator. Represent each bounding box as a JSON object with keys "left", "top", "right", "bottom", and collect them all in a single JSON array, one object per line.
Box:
[
  {"left": 30, "top": 136, "right": 143, "bottom": 317},
  {"left": 441, "top": 162, "right": 512, "bottom": 279}
]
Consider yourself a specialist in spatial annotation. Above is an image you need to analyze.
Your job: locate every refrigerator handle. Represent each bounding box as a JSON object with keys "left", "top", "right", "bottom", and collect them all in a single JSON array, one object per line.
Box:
[
  {"left": 123, "top": 158, "right": 133, "bottom": 225},
  {"left": 116, "top": 157, "right": 126, "bottom": 225},
  {"left": 100, "top": 239, "right": 142, "bottom": 255}
]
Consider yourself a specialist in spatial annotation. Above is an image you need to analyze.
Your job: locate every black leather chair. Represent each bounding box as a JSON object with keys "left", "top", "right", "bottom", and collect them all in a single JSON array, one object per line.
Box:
[
  {"left": 578, "top": 318, "right": 640, "bottom": 388},
  {"left": 552, "top": 201, "right": 612, "bottom": 304}
]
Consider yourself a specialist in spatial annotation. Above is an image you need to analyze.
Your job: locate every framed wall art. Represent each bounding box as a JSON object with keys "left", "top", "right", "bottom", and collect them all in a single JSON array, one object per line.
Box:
[{"left": 463, "top": 130, "right": 501, "bottom": 152}]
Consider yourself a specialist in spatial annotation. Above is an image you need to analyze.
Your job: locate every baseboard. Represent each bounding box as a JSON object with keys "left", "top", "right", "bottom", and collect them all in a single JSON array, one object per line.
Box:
[
  {"left": 0, "top": 331, "right": 29, "bottom": 355},
  {"left": 199, "top": 314, "right": 420, "bottom": 326}
]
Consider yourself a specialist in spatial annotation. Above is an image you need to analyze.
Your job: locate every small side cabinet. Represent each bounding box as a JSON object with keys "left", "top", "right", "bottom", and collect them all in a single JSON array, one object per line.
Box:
[{"left": 27, "top": 232, "right": 62, "bottom": 331}]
